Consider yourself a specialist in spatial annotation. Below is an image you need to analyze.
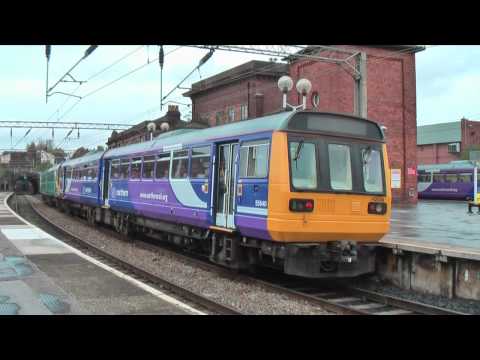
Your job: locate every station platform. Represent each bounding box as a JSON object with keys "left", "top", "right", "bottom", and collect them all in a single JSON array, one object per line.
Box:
[
  {"left": 381, "top": 199, "right": 480, "bottom": 260},
  {"left": 0, "top": 193, "right": 203, "bottom": 315}
]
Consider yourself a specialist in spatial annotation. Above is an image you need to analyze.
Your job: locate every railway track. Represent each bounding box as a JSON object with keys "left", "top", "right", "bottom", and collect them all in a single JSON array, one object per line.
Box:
[
  {"left": 253, "top": 276, "right": 468, "bottom": 315},
  {"left": 8, "top": 194, "right": 241, "bottom": 315},
  {"left": 15, "top": 194, "right": 468, "bottom": 315}
]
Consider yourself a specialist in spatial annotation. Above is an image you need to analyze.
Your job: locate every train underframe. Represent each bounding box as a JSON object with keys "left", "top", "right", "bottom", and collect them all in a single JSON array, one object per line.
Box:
[{"left": 49, "top": 197, "right": 376, "bottom": 279}]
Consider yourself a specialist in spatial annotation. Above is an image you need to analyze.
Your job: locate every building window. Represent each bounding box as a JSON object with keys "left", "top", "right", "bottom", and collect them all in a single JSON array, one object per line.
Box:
[
  {"left": 311, "top": 91, "right": 320, "bottom": 108},
  {"left": 227, "top": 107, "right": 235, "bottom": 122},
  {"left": 448, "top": 143, "right": 460, "bottom": 153},
  {"left": 200, "top": 113, "right": 210, "bottom": 124},
  {"left": 215, "top": 111, "right": 224, "bottom": 126},
  {"left": 240, "top": 104, "right": 248, "bottom": 120}
]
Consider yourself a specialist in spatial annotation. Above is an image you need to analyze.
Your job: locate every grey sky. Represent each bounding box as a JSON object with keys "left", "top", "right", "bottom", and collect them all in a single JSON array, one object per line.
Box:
[{"left": 0, "top": 45, "right": 478, "bottom": 152}]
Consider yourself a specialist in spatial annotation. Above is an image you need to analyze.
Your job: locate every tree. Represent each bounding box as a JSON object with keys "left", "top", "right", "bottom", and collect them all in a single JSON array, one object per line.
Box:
[{"left": 71, "top": 147, "right": 89, "bottom": 159}]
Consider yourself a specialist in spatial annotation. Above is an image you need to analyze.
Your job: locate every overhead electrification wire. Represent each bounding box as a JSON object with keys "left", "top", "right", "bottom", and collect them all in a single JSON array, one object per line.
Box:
[
  {"left": 18, "top": 46, "right": 148, "bottom": 150},
  {"left": 80, "top": 46, "right": 182, "bottom": 100}
]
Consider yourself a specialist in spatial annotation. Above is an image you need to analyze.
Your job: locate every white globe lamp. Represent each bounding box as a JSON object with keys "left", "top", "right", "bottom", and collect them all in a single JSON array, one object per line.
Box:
[
  {"left": 278, "top": 76, "right": 294, "bottom": 110},
  {"left": 277, "top": 75, "right": 294, "bottom": 93},
  {"left": 296, "top": 78, "right": 312, "bottom": 110},
  {"left": 160, "top": 122, "right": 170, "bottom": 132}
]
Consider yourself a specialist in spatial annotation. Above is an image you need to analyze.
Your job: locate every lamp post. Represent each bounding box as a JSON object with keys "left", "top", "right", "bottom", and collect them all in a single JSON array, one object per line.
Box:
[{"left": 277, "top": 76, "right": 312, "bottom": 111}]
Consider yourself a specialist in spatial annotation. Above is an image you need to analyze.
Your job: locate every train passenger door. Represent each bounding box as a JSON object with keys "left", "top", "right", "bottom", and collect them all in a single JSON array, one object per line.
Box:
[
  {"left": 215, "top": 143, "right": 239, "bottom": 229},
  {"left": 103, "top": 160, "right": 110, "bottom": 206}
]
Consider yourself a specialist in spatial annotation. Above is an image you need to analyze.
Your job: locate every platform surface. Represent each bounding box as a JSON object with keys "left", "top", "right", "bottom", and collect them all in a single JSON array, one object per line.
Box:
[
  {"left": 381, "top": 199, "right": 480, "bottom": 259},
  {"left": 0, "top": 193, "right": 202, "bottom": 315}
]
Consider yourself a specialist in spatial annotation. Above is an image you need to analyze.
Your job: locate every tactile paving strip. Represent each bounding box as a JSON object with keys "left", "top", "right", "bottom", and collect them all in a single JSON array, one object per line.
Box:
[
  {"left": 0, "top": 296, "right": 20, "bottom": 315},
  {"left": 39, "top": 293, "right": 70, "bottom": 314}
]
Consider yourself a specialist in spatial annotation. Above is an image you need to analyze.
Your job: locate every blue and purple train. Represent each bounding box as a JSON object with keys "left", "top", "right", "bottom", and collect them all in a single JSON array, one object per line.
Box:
[
  {"left": 40, "top": 110, "right": 392, "bottom": 278},
  {"left": 417, "top": 161, "right": 479, "bottom": 200}
]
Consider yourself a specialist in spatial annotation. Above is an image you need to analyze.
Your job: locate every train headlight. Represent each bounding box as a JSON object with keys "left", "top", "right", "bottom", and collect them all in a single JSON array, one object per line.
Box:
[{"left": 368, "top": 202, "right": 387, "bottom": 215}]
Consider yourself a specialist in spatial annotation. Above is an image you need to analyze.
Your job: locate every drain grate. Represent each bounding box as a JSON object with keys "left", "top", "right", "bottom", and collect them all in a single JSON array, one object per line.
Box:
[{"left": 39, "top": 293, "right": 70, "bottom": 314}]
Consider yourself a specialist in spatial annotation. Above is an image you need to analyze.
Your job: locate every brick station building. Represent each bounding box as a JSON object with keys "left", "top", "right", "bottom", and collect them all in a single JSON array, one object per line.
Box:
[
  {"left": 107, "top": 105, "right": 207, "bottom": 149},
  {"left": 417, "top": 118, "right": 480, "bottom": 165},
  {"left": 184, "top": 45, "right": 425, "bottom": 203}
]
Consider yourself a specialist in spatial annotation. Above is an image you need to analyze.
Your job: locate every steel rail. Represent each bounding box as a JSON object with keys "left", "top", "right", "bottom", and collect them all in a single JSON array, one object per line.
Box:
[{"left": 12, "top": 195, "right": 240, "bottom": 315}]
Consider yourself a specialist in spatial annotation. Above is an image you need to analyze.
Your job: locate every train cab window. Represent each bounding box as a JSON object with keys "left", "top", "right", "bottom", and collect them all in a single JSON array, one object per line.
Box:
[
  {"left": 433, "top": 174, "right": 445, "bottom": 183},
  {"left": 142, "top": 156, "right": 155, "bottom": 179},
  {"left": 240, "top": 140, "right": 269, "bottom": 178},
  {"left": 119, "top": 159, "right": 130, "bottom": 179},
  {"left": 191, "top": 146, "right": 210, "bottom": 178},
  {"left": 111, "top": 160, "right": 120, "bottom": 179},
  {"left": 130, "top": 157, "right": 142, "bottom": 180},
  {"left": 328, "top": 144, "right": 353, "bottom": 191},
  {"left": 172, "top": 150, "right": 189, "bottom": 179},
  {"left": 445, "top": 174, "right": 458, "bottom": 183},
  {"left": 155, "top": 153, "right": 171, "bottom": 179},
  {"left": 362, "top": 147, "right": 383, "bottom": 193},
  {"left": 289, "top": 141, "right": 317, "bottom": 190},
  {"left": 418, "top": 173, "right": 432, "bottom": 182}
]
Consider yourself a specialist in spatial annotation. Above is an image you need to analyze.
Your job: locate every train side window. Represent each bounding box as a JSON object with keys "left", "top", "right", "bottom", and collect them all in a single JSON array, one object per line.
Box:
[
  {"left": 458, "top": 173, "right": 472, "bottom": 183},
  {"left": 142, "top": 156, "right": 155, "bottom": 179},
  {"left": 433, "top": 174, "right": 445, "bottom": 183},
  {"left": 91, "top": 166, "right": 98, "bottom": 180},
  {"left": 119, "top": 159, "right": 130, "bottom": 179},
  {"left": 191, "top": 146, "right": 210, "bottom": 178},
  {"left": 130, "top": 157, "right": 142, "bottom": 180},
  {"left": 86, "top": 167, "right": 94, "bottom": 180},
  {"left": 445, "top": 174, "right": 458, "bottom": 183},
  {"left": 240, "top": 140, "right": 269, "bottom": 178},
  {"left": 155, "top": 153, "right": 171, "bottom": 179},
  {"left": 328, "top": 144, "right": 353, "bottom": 191},
  {"left": 172, "top": 150, "right": 189, "bottom": 179},
  {"left": 111, "top": 160, "right": 120, "bottom": 179},
  {"left": 289, "top": 141, "right": 317, "bottom": 190}
]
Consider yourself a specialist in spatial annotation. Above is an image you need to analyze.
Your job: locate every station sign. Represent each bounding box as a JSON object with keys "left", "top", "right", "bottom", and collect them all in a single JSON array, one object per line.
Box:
[{"left": 391, "top": 169, "right": 401, "bottom": 189}]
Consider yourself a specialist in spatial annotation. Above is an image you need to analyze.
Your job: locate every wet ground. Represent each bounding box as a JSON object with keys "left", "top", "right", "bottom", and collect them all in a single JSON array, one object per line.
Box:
[{"left": 384, "top": 200, "right": 480, "bottom": 251}]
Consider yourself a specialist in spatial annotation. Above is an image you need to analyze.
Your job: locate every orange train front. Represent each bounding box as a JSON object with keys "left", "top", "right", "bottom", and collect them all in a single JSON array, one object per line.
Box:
[{"left": 236, "top": 111, "right": 391, "bottom": 278}]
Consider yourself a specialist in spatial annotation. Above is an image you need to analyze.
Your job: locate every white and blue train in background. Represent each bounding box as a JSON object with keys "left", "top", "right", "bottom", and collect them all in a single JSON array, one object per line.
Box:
[{"left": 417, "top": 161, "right": 479, "bottom": 200}]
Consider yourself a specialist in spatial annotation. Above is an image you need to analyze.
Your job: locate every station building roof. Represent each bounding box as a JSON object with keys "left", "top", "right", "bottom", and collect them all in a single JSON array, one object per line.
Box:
[{"left": 417, "top": 121, "right": 462, "bottom": 145}]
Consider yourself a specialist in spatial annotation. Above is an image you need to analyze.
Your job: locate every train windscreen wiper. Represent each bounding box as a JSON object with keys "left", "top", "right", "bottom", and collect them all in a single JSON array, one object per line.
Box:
[{"left": 293, "top": 140, "right": 304, "bottom": 170}]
